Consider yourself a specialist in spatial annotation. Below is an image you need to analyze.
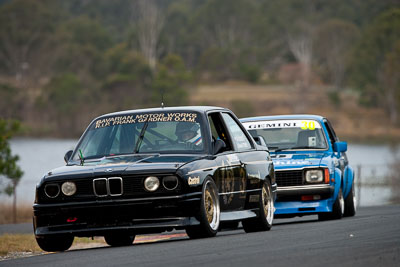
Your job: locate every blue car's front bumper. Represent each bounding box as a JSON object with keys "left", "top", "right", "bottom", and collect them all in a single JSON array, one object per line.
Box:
[
  {"left": 275, "top": 199, "right": 332, "bottom": 215},
  {"left": 274, "top": 184, "right": 335, "bottom": 216}
]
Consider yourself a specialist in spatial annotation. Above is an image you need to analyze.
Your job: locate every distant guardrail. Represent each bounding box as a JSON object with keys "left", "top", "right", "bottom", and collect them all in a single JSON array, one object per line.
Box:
[{"left": 355, "top": 164, "right": 395, "bottom": 207}]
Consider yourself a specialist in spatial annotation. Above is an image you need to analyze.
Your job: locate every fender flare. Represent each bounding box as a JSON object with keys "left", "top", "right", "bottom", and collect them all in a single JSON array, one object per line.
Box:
[
  {"left": 342, "top": 166, "right": 354, "bottom": 199},
  {"left": 331, "top": 168, "right": 342, "bottom": 206}
]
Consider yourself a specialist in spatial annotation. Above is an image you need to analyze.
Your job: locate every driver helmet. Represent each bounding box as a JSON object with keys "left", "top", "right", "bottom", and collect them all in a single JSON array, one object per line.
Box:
[{"left": 175, "top": 122, "right": 202, "bottom": 145}]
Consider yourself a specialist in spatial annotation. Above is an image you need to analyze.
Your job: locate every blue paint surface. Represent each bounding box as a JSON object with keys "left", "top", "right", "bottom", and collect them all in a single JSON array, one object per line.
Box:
[{"left": 241, "top": 115, "right": 354, "bottom": 216}]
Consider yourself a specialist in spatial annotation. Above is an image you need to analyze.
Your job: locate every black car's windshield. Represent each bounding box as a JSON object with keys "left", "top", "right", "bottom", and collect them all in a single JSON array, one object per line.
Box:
[
  {"left": 242, "top": 119, "right": 328, "bottom": 151},
  {"left": 72, "top": 112, "right": 205, "bottom": 161}
]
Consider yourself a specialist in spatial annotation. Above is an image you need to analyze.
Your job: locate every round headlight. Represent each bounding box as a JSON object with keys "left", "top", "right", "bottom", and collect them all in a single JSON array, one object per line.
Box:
[
  {"left": 305, "top": 170, "right": 323, "bottom": 183},
  {"left": 144, "top": 176, "right": 160, "bottom": 192},
  {"left": 162, "top": 176, "right": 179, "bottom": 190},
  {"left": 61, "top": 182, "right": 77, "bottom": 196},
  {"left": 44, "top": 184, "right": 60, "bottom": 198}
]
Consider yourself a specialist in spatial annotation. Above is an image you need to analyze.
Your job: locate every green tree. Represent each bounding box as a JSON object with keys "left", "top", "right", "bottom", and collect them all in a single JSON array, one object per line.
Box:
[
  {"left": 134, "top": 0, "right": 165, "bottom": 72},
  {"left": 0, "top": 119, "right": 23, "bottom": 223},
  {"left": 37, "top": 73, "right": 85, "bottom": 136},
  {"left": 378, "top": 41, "right": 400, "bottom": 124},
  {"left": 192, "top": 0, "right": 260, "bottom": 82},
  {"left": 61, "top": 0, "right": 137, "bottom": 42},
  {"left": 101, "top": 43, "right": 153, "bottom": 110},
  {"left": 197, "top": 47, "right": 261, "bottom": 82},
  {"left": 0, "top": 83, "right": 22, "bottom": 119},
  {"left": 197, "top": 47, "right": 236, "bottom": 81},
  {"left": 0, "top": 0, "right": 60, "bottom": 80},
  {"left": 314, "top": 19, "right": 360, "bottom": 90},
  {"left": 54, "top": 16, "right": 113, "bottom": 82},
  {"left": 350, "top": 8, "right": 400, "bottom": 124},
  {"left": 195, "top": 0, "right": 256, "bottom": 50},
  {"left": 152, "top": 54, "right": 192, "bottom": 106}
]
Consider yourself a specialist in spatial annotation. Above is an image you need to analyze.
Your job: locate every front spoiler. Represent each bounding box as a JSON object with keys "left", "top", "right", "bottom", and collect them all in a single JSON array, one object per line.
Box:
[
  {"left": 34, "top": 217, "right": 200, "bottom": 237},
  {"left": 33, "top": 192, "right": 202, "bottom": 237},
  {"left": 274, "top": 199, "right": 332, "bottom": 215},
  {"left": 274, "top": 184, "right": 335, "bottom": 216}
]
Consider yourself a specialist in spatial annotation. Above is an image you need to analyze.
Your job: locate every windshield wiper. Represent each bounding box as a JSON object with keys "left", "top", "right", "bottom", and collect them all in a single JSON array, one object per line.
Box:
[
  {"left": 134, "top": 119, "right": 150, "bottom": 153},
  {"left": 78, "top": 149, "right": 85, "bottom": 165},
  {"left": 274, "top": 146, "right": 317, "bottom": 152}
]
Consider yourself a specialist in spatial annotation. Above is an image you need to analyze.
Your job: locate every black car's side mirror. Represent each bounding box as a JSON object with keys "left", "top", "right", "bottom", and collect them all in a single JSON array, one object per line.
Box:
[
  {"left": 64, "top": 150, "right": 73, "bottom": 164},
  {"left": 213, "top": 139, "right": 226, "bottom": 155}
]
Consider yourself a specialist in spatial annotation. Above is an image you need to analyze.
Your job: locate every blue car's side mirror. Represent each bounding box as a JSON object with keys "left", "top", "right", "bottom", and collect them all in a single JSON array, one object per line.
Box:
[
  {"left": 333, "top": 141, "right": 347, "bottom": 153},
  {"left": 253, "top": 136, "right": 267, "bottom": 147}
]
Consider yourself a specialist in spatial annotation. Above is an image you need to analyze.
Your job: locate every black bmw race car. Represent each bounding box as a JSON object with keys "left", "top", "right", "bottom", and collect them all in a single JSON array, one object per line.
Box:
[{"left": 33, "top": 106, "right": 276, "bottom": 251}]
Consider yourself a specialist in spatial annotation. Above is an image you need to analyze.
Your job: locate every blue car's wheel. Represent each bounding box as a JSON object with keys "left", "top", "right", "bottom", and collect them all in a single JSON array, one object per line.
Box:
[
  {"left": 319, "top": 188, "right": 344, "bottom": 220},
  {"left": 344, "top": 183, "right": 356, "bottom": 217}
]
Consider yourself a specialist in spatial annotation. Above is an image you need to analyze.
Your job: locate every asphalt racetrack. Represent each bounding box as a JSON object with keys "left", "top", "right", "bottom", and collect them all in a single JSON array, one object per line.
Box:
[{"left": 2, "top": 205, "right": 399, "bottom": 267}]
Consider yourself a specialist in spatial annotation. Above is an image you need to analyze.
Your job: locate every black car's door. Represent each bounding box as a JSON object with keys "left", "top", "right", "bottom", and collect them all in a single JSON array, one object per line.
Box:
[
  {"left": 207, "top": 112, "right": 246, "bottom": 211},
  {"left": 220, "top": 112, "right": 274, "bottom": 208},
  {"left": 220, "top": 112, "right": 267, "bottom": 208}
]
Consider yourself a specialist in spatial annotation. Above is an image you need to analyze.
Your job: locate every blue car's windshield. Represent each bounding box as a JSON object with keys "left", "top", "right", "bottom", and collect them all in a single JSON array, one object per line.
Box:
[
  {"left": 242, "top": 119, "right": 328, "bottom": 151},
  {"left": 72, "top": 112, "right": 205, "bottom": 161}
]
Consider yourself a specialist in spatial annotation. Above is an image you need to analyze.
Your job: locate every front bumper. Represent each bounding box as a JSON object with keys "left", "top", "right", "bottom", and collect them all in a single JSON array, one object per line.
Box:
[
  {"left": 33, "top": 192, "right": 201, "bottom": 237},
  {"left": 275, "top": 199, "right": 332, "bottom": 215},
  {"left": 274, "top": 184, "right": 335, "bottom": 216},
  {"left": 277, "top": 184, "right": 334, "bottom": 196}
]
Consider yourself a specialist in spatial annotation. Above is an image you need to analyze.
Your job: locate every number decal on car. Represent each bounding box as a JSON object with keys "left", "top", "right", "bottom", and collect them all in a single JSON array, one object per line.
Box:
[{"left": 301, "top": 121, "right": 315, "bottom": 130}]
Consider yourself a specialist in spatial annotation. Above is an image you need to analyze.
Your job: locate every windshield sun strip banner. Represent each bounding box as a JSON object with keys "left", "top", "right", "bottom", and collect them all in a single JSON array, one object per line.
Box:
[
  {"left": 94, "top": 112, "right": 199, "bottom": 129},
  {"left": 242, "top": 120, "right": 322, "bottom": 130}
]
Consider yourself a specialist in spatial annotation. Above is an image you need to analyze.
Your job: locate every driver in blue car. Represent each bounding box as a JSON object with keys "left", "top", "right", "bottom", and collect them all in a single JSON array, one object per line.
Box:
[{"left": 175, "top": 122, "right": 202, "bottom": 148}]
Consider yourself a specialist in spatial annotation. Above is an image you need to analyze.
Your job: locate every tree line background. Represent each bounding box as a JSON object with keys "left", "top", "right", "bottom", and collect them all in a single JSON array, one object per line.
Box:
[{"left": 0, "top": 0, "right": 399, "bottom": 137}]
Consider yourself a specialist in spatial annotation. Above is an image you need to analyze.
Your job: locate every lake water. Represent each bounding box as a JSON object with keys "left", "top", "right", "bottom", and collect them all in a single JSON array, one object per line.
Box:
[{"left": 2, "top": 139, "right": 399, "bottom": 206}]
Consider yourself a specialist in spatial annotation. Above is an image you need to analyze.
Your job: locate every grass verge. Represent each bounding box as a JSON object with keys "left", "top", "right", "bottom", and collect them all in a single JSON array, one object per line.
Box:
[{"left": 0, "top": 234, "right": 41, "bottom": 256}]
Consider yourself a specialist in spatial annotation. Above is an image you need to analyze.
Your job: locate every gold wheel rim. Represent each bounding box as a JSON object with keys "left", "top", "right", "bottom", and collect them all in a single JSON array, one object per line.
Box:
[
  {"left": 262, "top": 184, "right": 274, "bottom": 224},
  {"left": 262, "top": 186, "right": 269, "bottom": 215},
  {"left": 205, "top": 189, "right": 214, "bottom": 224}
]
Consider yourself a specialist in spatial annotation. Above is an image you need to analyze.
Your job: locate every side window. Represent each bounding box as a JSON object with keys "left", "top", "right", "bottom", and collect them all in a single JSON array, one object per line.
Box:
[
  {"left": 324, "top": 119, "right": 338, "bottom": 146},
  {"left": 208, "top": 113, "right": 233, "bottom": 152},
  {"left": 221, "top": 113, "right": 253, "bottom": 151}
]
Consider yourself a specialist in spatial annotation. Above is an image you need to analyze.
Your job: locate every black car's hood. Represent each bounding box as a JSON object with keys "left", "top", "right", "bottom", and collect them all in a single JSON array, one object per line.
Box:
[{"left": 43, "top": 154, "right": 203, "bottom": 181}]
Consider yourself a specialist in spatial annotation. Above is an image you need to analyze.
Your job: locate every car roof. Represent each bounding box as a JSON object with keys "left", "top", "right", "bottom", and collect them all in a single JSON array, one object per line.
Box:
[
  {"left": 97, "top": 106, "right": 227, "bottom": 119},
  {"left": 240, "top": 114, "right": 325, "bottom": 122}
]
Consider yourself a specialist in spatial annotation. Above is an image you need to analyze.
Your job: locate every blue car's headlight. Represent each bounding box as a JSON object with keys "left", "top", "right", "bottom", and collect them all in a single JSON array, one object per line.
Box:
[{"left": 305, "top": 170, "right": 323, "bottom": 183}]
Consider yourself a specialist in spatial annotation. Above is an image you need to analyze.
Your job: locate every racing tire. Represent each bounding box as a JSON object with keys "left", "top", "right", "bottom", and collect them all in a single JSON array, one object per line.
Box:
[
  {"left": 344, "top": 183, "right": 356, "bottom": 217},
  {"left": 242, "top": 180, "right": 274, "bottom": 233},
  {"left": 104, "top": 232, "right": 135, "bottom": 247},
  {"left": 318, "top": 188, "right": 344, "bottom": 221},
  {"left": 35, "top": 235, "right": 74, "bottom": 252},
  {"left": 186, "top": 178, "right": 220, "bottom": 239}
]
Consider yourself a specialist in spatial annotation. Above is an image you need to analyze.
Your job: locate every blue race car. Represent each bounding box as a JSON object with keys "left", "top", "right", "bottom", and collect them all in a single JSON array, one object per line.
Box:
[{"left": 240, "top": 115, "right": 356, "bottom": 220}]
